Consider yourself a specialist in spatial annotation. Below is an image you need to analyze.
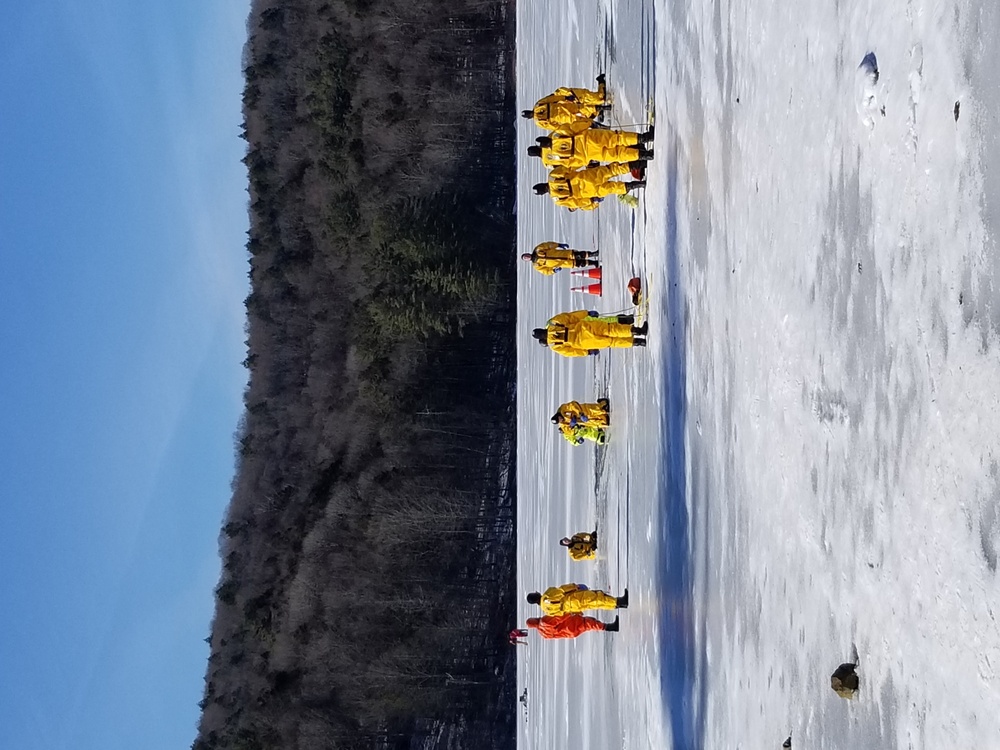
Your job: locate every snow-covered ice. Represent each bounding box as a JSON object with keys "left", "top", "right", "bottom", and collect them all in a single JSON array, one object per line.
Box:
[{"left": 517, "top": 1, "right": 1000, "bottom": 748}]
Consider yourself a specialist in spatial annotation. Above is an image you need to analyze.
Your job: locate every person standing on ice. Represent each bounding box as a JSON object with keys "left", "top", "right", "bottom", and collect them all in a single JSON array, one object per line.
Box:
[
  {"left": 533, "top": 162, "right": 646, "bottom": 211},
  {"left": 560, "top": 530, "right": 598, "bottom": 561},
  {"left": 526, "top": 583, "right": 627, "bottom": 615},
  {"left": 521, "top": 74, "right": 610, "bottom": 134},
  {"left": 532, "top": 311, "right": 648, "bottom": 357},
  {"left": 527, "top": 127, "right": 654, "bottom": 169},
  {"left": 522, "top": 241, "right": 599, "bottom": 276},
  {"left": 525, "top": 613, "right": 619, "bottom": 639}
]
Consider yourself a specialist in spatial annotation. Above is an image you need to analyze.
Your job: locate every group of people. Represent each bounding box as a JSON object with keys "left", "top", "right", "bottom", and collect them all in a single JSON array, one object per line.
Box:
[
  {"left": 516, "top": 75, "right": 652, "bottom": 645},
  {"left": 523, "top": 75, "right": 654, "bottom": 211},
  {"left": 532, "top": 310, "right": 648, "bottom": 356},
  {"left": 523, "top": 583, "right": 628, "bottom": 640},
  {"left": 551, "top": 398, "right": 610, "bottom": 445}
]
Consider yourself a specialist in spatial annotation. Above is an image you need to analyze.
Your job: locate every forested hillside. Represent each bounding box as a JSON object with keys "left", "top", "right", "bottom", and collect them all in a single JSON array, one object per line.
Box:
[{"left": 193, "top": 1, "right": 517, "bottom": 748}]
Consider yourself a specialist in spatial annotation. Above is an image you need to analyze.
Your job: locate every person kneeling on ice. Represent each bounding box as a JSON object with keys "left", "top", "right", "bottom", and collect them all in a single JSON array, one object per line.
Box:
[
  {"left": 526, "top": 584, "right": 627, "bottom": 615},
  {"left": 561, "top": 530, "right": 598, "bottom": 561},
  {"left": 522, "top": 242, "right": 599, "bottom": 276},
  {"left": 527, "top": 127, "right": 654, "bottom": 169},
  {"left": 533, "top": 312, "right": 647, "bottom": 357},
  {"left": 559, "top": 422, "right": 606, "bottom": 445},
  {"left": 533, "top": 163, "right": 646, "bottom": 211},
  {"left": 552, "top": 399, "right": 610, "bottom": 429},
  {"left": 526, "top": 614, "right": 619, "bottom": 639},
  {"left": 521, "top": 75, "right": 609, "bottom": 134}
]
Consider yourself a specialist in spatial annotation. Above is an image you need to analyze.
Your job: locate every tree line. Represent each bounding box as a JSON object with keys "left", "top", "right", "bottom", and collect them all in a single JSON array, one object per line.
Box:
[{"left": 194, "top": 1, "right": 517, "bottom": 749}]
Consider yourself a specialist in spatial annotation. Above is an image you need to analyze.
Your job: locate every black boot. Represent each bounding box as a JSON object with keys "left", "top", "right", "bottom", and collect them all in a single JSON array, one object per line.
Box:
[
  {"left": 639, "top": 147, "right": 655, "bottom": 160},
  {"left": 617, "top": 314, "right": 635, "bottom": 324},
  {"left": 633, "top": 337, "right": 647, "bottom": 347},
  {"left": 616, "top": 589, "right": 629, "bottom": 608},
  {"left": 625, "top": 181, "right": 647, "bottom": 192},
  {"left": 596, "top": 73, "right": 606, "bottom": 85},
  {"left": 597, "top": 398, "right": 610, "bottom": 412},
  {"left": 628, "top": 159, "right": 648, "bottom": 170},
  {"left": 587, "top": 250, "right": 600, "bottom": 257},
  {"left": 631, "top": 321, "right": 649, "bottom": 336},
  {"left": 639, "top": 127, "right": 655, "bottom": 143},
  {"left": 604, "top": 615, "right": 620, "bottom": 632}
]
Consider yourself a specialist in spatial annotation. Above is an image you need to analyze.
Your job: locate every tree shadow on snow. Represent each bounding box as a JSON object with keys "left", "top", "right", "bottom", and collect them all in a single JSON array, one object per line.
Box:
[{"left": 656, "top": 138, "right": 707, "bottom": 750}]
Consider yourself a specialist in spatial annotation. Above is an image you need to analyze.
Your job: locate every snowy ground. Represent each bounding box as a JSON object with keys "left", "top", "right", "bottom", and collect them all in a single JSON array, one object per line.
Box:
[{"left": 516, "top": 1, "right": 1000, "bottom": 748}]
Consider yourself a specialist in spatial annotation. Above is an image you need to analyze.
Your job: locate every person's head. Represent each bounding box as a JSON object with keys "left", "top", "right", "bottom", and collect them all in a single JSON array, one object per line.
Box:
[
  {"left": 526, "top": 592, "right": 542, "bottom": 605},
  {"left": 536, "top": 136, "right": 552, "bottom": 148},
  {"left": 526, "top": 618, "right": 541, "bottom": 629},
  {"left": 559, "top": 537, "right": 572, "bottom": 546},
  {"left": 551, "top": 412, "right": 563, "bottom": 424},
  {"left": 532, "top": 328, "right": 548, "bottom": 346},
  {"left": 526, "top": 146, "right": 543, "bottom": 158},
  {"left": 533, "top": 183, "right": 549, "bottom": 196},
  {"left": 521, "top": 109, "right": 534, "bottom": 119},
  {"left": 521, "top": 252, "right": 534, "bottom": 262}
]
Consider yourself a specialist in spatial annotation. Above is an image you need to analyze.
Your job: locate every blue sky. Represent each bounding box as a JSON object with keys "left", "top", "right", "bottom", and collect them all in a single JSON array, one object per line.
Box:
[{"left": 0, "top": 2, "right": 249, "bottom": 748}]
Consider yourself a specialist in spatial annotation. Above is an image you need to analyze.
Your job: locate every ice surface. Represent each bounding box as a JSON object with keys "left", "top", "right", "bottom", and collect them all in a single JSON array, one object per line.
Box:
[{"left": 517, "top": 2, "right": 1000, "bottom": 749}]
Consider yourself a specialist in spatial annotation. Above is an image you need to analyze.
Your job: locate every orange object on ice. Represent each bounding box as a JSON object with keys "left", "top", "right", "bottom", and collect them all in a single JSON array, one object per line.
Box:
[
  {"left": 571, "top": 267, "right": 603, "bottom": 280},
  {"left": 525, "top": 614, "right": 610, "bottom": 639},
  {"left": 627, "top": 277, "right": 642, "bottom": 305},
  {"left": 571, "top": 281, "right": 603, "bottom": 296}
]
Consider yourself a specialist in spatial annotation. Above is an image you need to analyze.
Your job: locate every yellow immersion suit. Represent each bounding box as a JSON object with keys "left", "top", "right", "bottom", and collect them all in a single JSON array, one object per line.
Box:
[
  {"left": 560, "top": 423, "right": 607, "bottom": 445},
  {"left": 529, "top": 242, "right": 578, "bottom": 275},
  {"left": 546, "top": 311, "right": 634, "bottom": 358},
  {"left": 540, "top": 584, "right": 617, "bottom": 615},
  {"left": 540, "top": 130, "right": 640, "bottom": 169},
  {"left": 547, "top": 163, "right": 632, "bottom": 211},
  {"left": 557, "top": 401, "right": 610, "bottom": 428},
  {"left": 530, "top": 85, "right": 607, "bottom": 133},
  {"left": 566, "top": 532, "right": 597, "bottom": 561}
]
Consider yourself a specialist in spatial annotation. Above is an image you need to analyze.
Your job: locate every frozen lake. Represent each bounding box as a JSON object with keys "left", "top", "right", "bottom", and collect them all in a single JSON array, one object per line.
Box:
[{"left": 516, "top": 1, "right": 1000, "bottom": 748}]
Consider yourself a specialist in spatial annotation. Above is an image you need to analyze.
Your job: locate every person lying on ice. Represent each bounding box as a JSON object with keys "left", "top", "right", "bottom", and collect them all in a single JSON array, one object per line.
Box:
[
  {"left": 526, "top": 614, "right": 619, "bottom": 639},
  {"left": 521, "top": 74, "right": 609, "bottom": 134},
  {"left": 526, "top": 584, "right": 627, "bottom": 615},
  {"left": 561, "top": 530, "right": 598, "bottom": 561},
  {"left": 533, "top": 163, "right": 646, "bottom": 211},
  {"left": 558, "top": 422, "right": 606, "bottom": 445},
  {"left": 527, "top": 127, "right": 654, "bottom": 169},
  {"left": 532, "top": 311, "right": 648, "bottom": 357},
  {"left": 522, "top": 242, "right": 599, "bottom": 276}
]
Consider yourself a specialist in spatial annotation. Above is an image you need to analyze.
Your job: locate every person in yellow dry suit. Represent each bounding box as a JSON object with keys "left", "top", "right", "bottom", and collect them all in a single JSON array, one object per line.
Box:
[
  {"left": 533, "top": 163, "right": 646, "bottom": 211},
  {"left": 532, "top": 311, "right": 648, "bottom": 357},
  {"left": 558, "top": 421, "right": 607, "bottom": 445},
  {"left": 526, "top": 583, "right": 628, "bottom": 615},
  {"left": 521, "top": 74, "right": 609, "bottom": 134},
  {"left": 552, "top": 399, "right": 610, "bottom": 428},
  {"left": 560, "top": 530, "right": 598, "bottom": 561},
  {"left": 521, "top": 241, "right": 599, "bottom": 276},
  {"left": 527, "top": 128, "right": 654, "bottom": 169}
]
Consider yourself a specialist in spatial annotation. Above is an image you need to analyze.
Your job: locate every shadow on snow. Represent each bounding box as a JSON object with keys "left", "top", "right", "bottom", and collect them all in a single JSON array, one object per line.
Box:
[{"left": 656, "top": 137, "right": 706, "bottom": 750}]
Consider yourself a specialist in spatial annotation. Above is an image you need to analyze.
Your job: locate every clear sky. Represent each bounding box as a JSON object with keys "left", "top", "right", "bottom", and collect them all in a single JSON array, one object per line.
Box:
[{"left": 0, "top": 1, "right": 249, "bottom": 748}]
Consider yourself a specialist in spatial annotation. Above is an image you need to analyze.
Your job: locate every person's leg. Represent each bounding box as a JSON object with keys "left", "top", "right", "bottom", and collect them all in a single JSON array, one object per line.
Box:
[
  {"left": 570, "top": 87, "right": 605, "bottom": 106},
  {"left": 593, "top": 181, "right": 628, "bottom": 199}
]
